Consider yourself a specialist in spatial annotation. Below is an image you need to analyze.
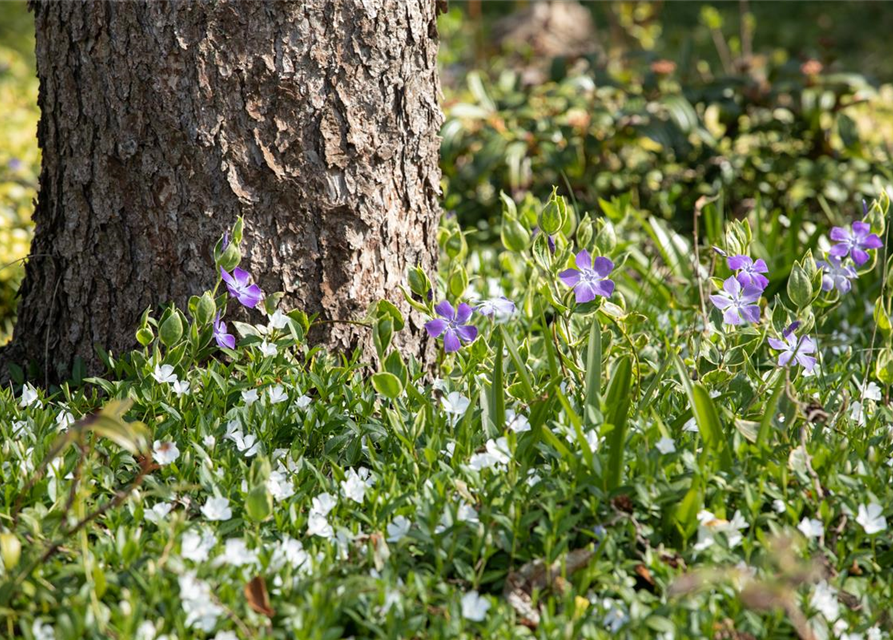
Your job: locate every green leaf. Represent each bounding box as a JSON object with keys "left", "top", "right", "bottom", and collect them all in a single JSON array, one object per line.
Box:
[
  {"left": 584, "top": 321, "right": 602, "bottom": 419},
  {"left": 674, "top": 355, "right": 732, "bottom": 470},
  {"left": 500, "top": 326, "right": 535, "bottom": 401},
  {"left": 605, "top": 356, "right": 633, "bottom": 490},
  {"left": 371, "top": 372, "right": 403, "bottom": 399},
  {"left": 757, "top": 372, "right": 785, "bottom": 448},
  {"left": 490, "top": 331, "right": 505, "bottom": 431}
]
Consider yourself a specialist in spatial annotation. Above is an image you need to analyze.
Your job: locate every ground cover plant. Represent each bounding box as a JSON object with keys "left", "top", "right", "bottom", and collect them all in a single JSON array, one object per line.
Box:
[{"left": 2, "top": 187, "right": 893, "bottom": 639}]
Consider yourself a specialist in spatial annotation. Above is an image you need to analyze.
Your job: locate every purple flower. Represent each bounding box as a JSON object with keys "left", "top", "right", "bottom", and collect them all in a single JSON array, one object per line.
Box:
[
  {"left": 709, "top": 276, "right": 762, "bottom": 325},
  {"left": 559, "top": 251, "right": 615, "bottom": 303},
  {"left": 220, "top": 267, "right": 264, "bottom": 308},
  {"left": 425, "top": 301, "right": 478, "bottom": 353},
  {"left": 727, "top": 254, "right": 769, "bottom": 290},
  {"left": 829, "top": 221, "right": 882, "bottom": 266},
  {"left": 768, "top": 323, "right": 817, "bottom": 372},
  {"left": 547, "top": 235, "right": 556, "bottom": 254},
  {"left": 213, "top": 312, "right": 236, "bottom": 349},
  {"left": 476, "top": 297, "right": 516, "bottom": 320},
  {"left": 817, "top": 255, "right": 857, "bottom": 294}
]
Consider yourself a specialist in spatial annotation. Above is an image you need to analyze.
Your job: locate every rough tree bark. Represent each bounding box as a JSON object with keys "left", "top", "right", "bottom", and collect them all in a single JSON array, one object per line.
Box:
[{"left": 5, "top": 0, "right": 442, "bottom": 382}]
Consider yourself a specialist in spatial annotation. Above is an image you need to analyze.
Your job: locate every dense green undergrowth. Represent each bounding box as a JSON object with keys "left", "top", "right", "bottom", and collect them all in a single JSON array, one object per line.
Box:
[{"left": 2, "top": 189, "right": 893, "bottom": 639}]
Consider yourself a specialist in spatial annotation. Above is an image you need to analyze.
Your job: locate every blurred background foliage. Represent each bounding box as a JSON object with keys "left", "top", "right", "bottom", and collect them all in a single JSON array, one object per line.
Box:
[{"left": 2, "top": 1, "right": 893, "bottom": 341}]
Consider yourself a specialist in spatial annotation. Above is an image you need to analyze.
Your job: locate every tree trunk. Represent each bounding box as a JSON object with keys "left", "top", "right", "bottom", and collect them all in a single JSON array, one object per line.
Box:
[{"left": 5, "top": 0, "right": 442, "bottom": 382}]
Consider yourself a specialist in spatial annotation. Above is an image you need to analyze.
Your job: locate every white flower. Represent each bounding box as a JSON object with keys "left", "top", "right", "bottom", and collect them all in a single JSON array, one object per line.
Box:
[
  {"left": 468, "top": 437, "right": 511, "bottom": 472},
  {"left": 387, "top": 515, "right": 412, "bottom": 543},
  {"left": 267, "top": 385, "right": 287, "bottom": 404},
  {"left": 179, "top": 572, "right": 224, "bottom": 632},
  {"left": 56, "top": 410, "right": 75, "bottom": 431},
  {"left": 442, "top": 441, "right": 456, "bottom": 458},
  {"left": 181, "top": 529, "right": 216, "bottom": 563},
  {"left": 341, "top": 468, "right": 370, "bottom": 504},
  {"left": 135, "top": 620, "right": 156, "bottom": 640},
  {"left": 213, "top": 632, "right": 239, "bottom": 640},
  {"left": 171, "top": 380, "right": 191, "bottom": 396},
  {"left": 602, "top": 598, "right": 629, "bottom": 633},
  {"left": 294, "top": 394, "right": 312, "bottom": 409},
  {"left": 152, "top": 364, "right": 178, "bottom": 384},
  {"left": 307, "top": 512, "right": 334, "bottom": 539},
  {"left": 31, "top": 619, "right": 55, "bottom": 640},
  {"left": 506, "top": 409, "right": 530, "bottom": 433},
  {"left": 145, "top": 502, "right": 173, "bottom": 524},
  {"left": 457, "top": 502, "right": 479, "bottom": 524},
  {"left": 460, "top": 590, "right": 490, "bottom": 621},
  {"left": 153, "top": 440, "right": 180, "bottom": 466},
  {"left": 268, "top": 309, "right": 289, "bottom": 330},
  {"left": 213, "top": 538, "right": 257, "bottom": 567},
  {"left": 862, "top": 381, "right": 882, "bottom": 402},
  {"left": 432, "top": 378, "right": 449, "bottom": 393},
  {"left": 810, "top": 580, "right": 840, "bottom": 621},
  {"left": 856, "top": 503, "right": 887, "bottom": 534},
  {"left": 201, "top": 496, "right": 232, "bottom": 521},
  {"left": 797, "top": 517, "right": 823, "bottom": 539},
  {"left": 311, "top": 492, "right": 338, "bottom": 517},
  {"left": 683, "top": 417, "right": 698, "bottom": 433},
  {"left": 203, "top": 435, "right": 216, "bottom": 448},
  {"left": 772, "top": 499, "right": 786, "bottom": 513},
  {"left": 225, "top": 428, "right": 259, "bottom": 457},
  {"left": 270, "top": 536, "right": 310, "bottom": 572},
  {"left": 267, "top": 470, "right": 295, "bottom": 501},
  {"left": 849, "top": 401, "right": 866, "bottom": 426},
  {"left": 655, "top": 436, "right": 676, "bottom": 454},
  {"left": 441, "top": 392, "right": 471, "bottom": 422},
  {"left": 258, "top": 340, "right": 277, "bottom": 358},
  {"left": 20, "top": 383, "right": 39, "bottom": 408},
  {"left": 526, "top": 470, "right": 541, "bottom": 486},
  {"left": 241, "top": 388, "right": 259, "bottom": 405},
  {"left": 12, "top": 420, "right": 30, "bottom": 438},
  {"left": 583, "top": 429, "right": 601, "bottom": 451},
  {"left": 694, "top": 509, "right": 748, "bottom": 551}
]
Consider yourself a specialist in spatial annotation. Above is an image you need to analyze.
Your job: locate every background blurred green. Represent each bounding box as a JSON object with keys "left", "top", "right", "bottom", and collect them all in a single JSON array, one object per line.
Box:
[{"left": 3, "top": 1, "right": 893, "bottom": 342}]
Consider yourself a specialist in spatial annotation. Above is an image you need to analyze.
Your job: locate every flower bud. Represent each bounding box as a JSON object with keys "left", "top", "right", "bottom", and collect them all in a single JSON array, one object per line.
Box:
[
  {"left": 195, "top": 292, "right": 216, "bottom": 326},
  {"left": 246, "top": 485, "right": 273, "bottom": 522},
  {"left": 0, "top": 532, "right": 21, "bottom": 570},
  {"left": 448, "top": 267, "right": 468, "bottom": 298},
  {"left": 159, "top": 311, "right": 184, "bottom": 347},
  {"left": 408, "top": 267, "right": 431, "bottom": 298},
  {"left": 136, "top": 327, "right": 154, "bottom": 347},
  {"left": 217, "top": 243, "right": 241, "bottom": 272},
  {"left": 540, "top": 189, "right": 565, "bottom": 235},
  {"left": 787, "top": 261, "right": 813, "bottom": 309},
  {"left": 501, "top": 214, "right": 530, "bottom": 253},
  {"left": 595, "top": 219, "right": 617, "bottom": 255}
]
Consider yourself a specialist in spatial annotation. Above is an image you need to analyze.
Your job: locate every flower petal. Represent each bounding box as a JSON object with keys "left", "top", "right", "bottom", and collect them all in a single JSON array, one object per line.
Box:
[
  {"left": 425, "top": 318, "right": 448, "bottom": 338},
  {"left": 558, "top": 268, "right": 580, "bottom": 287},
  {"left": 455, "top": 303, "right": 474, "bottom": 324},
  {"left": 592, "top": 279, "right": 615, "bottom": 298},
  {"left": 740, "top": 304, "right": 761, "bottom": 324},
  {"left": 592, "top": 256, "right": 614, "bottom": 278},
  {"left": 574, "top": 283, "right": 596, "bottom": 304},
  {"left": 455, "top": 324, "right": 478, "bottom": 344},
  {"left": 723, "top": 309, "right": 742, "bottom": 325},
  {"left": 232, "top": 267, "right": 252, "bottom": 288},
  {"left": 722, "top": 276, "right": 741, "bottom": 296},
  {"left": 829, "top": 226, "right": 850, "bottom": 242},
  {"left": 726, "top": 255, "right": 751, "bottom": 271},
  {"left": 852, "top": 248, "right": 869, "bottom": 266},
  {"left": 863, "top": 233, "right": 883, "bottom": 249},
  {"left": 767, "top": 337, "right": 786, "bottom": 350},
  {"left": 442, "top": 328, "right": 461, "bottom": 353},
  {"left": 829, "top": 244, "right": 849, "bottom": 258},
  {"left": 575, "top": 250, "right": 593, "bottom": 272},
  {"left": 709, "top": 294, "right": 732, "bottom": 310},
  {"left": 434, "top": 300, "right": 456, "bottom": 321}
]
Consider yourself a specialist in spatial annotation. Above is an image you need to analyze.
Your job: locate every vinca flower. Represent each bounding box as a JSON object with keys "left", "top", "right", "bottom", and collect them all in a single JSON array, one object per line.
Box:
[
  {"left": 817, "top": 255, "right": 857, "bottom": 294},
  {"left": 387, "top": 515, "right": 412, "bottom": 543},
  {"left": 558, "top": 250, "right": 615, "bottom": 303},
  {"left": 797, "top": 517, "right": 823, "bottom": 540},
  {"left": 709, "top": 276, "right": 762, "bottom": 325},
  {"left": 152, "top": 364, "right": 178, "bottom": 384},
  {"left": 461, "top": 591, "right": 491, "bottom": 622},
  {"left": 475, "top": 296, "right": 516, "bottom": 321},
  {"left": 726, "top": 254, "right": 769, "bottom": 289},
  {"left": 425, "top": 301, "right": 478, "bottom": 352},
  {"left": 201, "top": 497, "right": 232, "bottom": 522},
  {"left": 829, "top": 221, "right": 883, "bottom": 266},
  {"left": 153, "top": 440, "right": 180, "bottom": 465},
  {"left": 220, "top": 267, "right": 264, "bottom": 308},
  {"left": 856, "top": 503, "right": 887, "bottom": 534},
  {"left": 212, "top": 313, "right": 236, "bottom": 350},
  {"left": 767, "top": 323, "right": 817, "bottom": 372}
]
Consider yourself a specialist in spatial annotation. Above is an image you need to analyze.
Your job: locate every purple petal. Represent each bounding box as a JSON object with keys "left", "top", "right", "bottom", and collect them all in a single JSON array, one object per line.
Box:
[
  {"left": 798, "top": 336, "right": 817, "bottom": 354},
  {"left": 559, "top": 269, "right": 580, "bottom": 287},
  {"left": 709, "top": 294, "right": 732, "bottom": 310},
  {"left": 434, "top": 300, "right": 456, "bottom": 321},
  {"left": 493, "top": 297, "right": 516, "bottom": 315},
  {"left": 778, "top": 351, "right": 793, "bottom": 367},
  {"left": 592, "top": 256, "right": 614, "bottom": 278},
  {"left": 442, "top": 328, "right": 461, "bottom": 353},
  {"left": 592, "top": 279, "right": 615, "bottom": 298},
  {"left": 796, "top": 354, "right": 817, "bottom": 372},
  {"left": 722, "top": 276, "right": 741, "bottom": 296},
  {"left": 575, "top": 250, "right": 593, "bottom": 272},
  {"left": 237, "top": 284, "right": 264, "bottom": 308},
  {"left": 723, "top": 309, "right": 742, "bottom": 325},
  {"left": 837, "top": 277, "right": 852, "bottom": 294},
  {"left": 782, "top": 321, "right": 801, "bottom": 338},
  {"left": 829, "top": 227, "right": 850, "bottom": 242},
  {"left": 740, "top": 284, "right": 764, "bottom": 303},
  {"left": 829, "top": 244, "right": 850, "bottom": 258},
  {"left": 852, "top": 221, "right": 871, "bottom": 238},
  {"left": 455, "top": 303, "right": 474, "bottom": 325},
  {"left": 232, "top": 267, "right": 252, "bottom": 288},
  {"left": 863, "top": 233, "right": 883, "bottom": 249},
  {"left": 767, "top": 337, "right": 786, "bottom": 350},
  {"left": 574, "top": 283, "right": 597, "bottom": 304},
  {"left": 217, "top": 332, "right": 236, "bottom": 350},
  {"left": 425, "top": 318, "right": 448, "bottom": 338},
  {"left": 220, "top": 267, "right": 235, "bottom": 286},
  {"left": 821, "top": 275, "right": 834, "bottom": 292},
  {"left": 727, "top": 255, "right": 751, "bottom": 271},
  {"left": 740, "top": 304, "right": 761, "bottom": 324},
  {"left": 752, "top": 259, "right": 769, "bottom": 274},
  {"left": 455, "top": 324, "right": 478, "bottom": 343},
  {"left": 852, "top": 249, "right": 869, "bottom": 266}
]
